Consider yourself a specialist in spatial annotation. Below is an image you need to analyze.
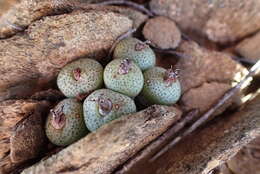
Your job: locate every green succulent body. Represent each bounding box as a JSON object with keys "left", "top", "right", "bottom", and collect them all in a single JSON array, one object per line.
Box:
[
  {"left": 57, "top": 58, "right": 103, "bottom": 98},
  {"left": 83, "top": 89, "right": 136, "bottom": 131},
  {"left": 113, "top": 37, "right": 156, "bottom": 71},
  {"left": 104, "top": 58, "right": 144, "bottom": 97},
  {"left": 141, "top": 67, "right": 181, "bottom": 105},
  {"left": 45, "top": 98, "right": 88, "bottom": 146}
]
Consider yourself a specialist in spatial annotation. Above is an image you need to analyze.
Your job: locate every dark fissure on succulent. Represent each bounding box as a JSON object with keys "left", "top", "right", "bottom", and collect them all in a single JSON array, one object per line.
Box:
[
  {"left": 98, "top": 97, "right": 113, "bottom": 116},
  {"left": 51, "top": 105, "right": 66, "bottom": 129},
  {"left": 118, "top": 59, "right": 132, "bottom": 75}
]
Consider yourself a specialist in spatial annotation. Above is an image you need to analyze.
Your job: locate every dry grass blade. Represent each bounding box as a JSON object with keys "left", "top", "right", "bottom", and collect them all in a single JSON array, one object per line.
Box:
[{"left": 150, "top": 60, "right": 260, "bottom": 162}]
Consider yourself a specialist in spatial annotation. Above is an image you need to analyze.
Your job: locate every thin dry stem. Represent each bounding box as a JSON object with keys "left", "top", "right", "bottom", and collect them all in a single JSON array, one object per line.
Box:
[
  {"left": 97, "top": 0, "right": 154, "bottom": 17},
  {"left": 108, "top": 28, "right": 136, "bottom": 58}
]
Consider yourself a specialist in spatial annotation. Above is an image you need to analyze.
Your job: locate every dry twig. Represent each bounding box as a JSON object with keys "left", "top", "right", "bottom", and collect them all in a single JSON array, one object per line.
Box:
[
  {"left": 150, "top": 60, "right": 260, "bottom": 161},
  {"left": 96, "top": 0, "right": 154, "bottom": 17},
  {"left": 108, "top": 28, "right": 136, "bottom": 58}
]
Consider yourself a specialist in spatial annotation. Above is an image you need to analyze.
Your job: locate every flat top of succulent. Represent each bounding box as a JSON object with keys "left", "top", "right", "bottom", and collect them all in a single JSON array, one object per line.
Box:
[
  {"left": 45, "top": 98, "right": 87, "bottom": 146},
  {"left": 104, "top": 58, "right": 144, "bottom": 97},
  {"left": 57, "top": 58, "right": 103, "bottom": 98},
  {"left": 113, "top": 37, "right": 156, "bottom": 71},
  {"left": 83, "top": 89, "right": 136, "bottom": 131}
]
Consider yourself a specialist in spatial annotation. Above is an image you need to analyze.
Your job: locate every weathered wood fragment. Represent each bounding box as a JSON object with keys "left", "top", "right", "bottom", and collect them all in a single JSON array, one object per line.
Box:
[
  {"left": 0, "top": 10, "right": 133, "bottom": 101},
  {"left": 0, "top": 100, "right": 51, "bottom": 174},
  {"left": 0, "top": 0, "right": 79, "bottom": 38},
  {"left": 22, "top": 105, "right": 182, "bottom": 174},
  {"left": 0, "top": 0, "right": 147, "bottom": 39},
  {"left": 124, "top": 94, "right": 260, "bottom": 174},
  {"left": 221, "top": 136, "right": 260, "bottom": 174}
]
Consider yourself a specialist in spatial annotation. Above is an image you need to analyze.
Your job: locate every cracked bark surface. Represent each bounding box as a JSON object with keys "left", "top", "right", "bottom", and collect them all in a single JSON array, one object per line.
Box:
[
  {"left": 150, "top": 0, "right": 260, "bottom": 43},
  {"left": 0, "top": 10, "right": 133, "bottom": 102},
  {"left": 0, "top": 0, "right": 147, "bottom": 39},
  {"left": 0, "top": 0, "right": 91, "bottom": 39},
  {"left": 0, "top": 99, "right": 51, "bottom": 174},
  {"left": 224, "top": 136, "right": 260, "bottom": 174},
  {"left": 22, "top": 105, "right": 182, "bottom": 174},
  {"left": 125, "top": 94, "right": 260, "bottom": 174}
]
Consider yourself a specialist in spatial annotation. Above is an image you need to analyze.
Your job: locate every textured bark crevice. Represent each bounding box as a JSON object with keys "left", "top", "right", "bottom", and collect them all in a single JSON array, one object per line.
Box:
[
  {"left": 0, "top": 99, "right": 52, "bottom": 174},
  {"left": 0, "top": 0, "right": 147, "bottom": 39}
]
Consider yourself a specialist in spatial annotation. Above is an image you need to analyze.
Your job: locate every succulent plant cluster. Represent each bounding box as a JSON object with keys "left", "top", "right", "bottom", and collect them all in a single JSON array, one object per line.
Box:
[{"left": 45, "top": 37, "right": 182, "bottom": 146}]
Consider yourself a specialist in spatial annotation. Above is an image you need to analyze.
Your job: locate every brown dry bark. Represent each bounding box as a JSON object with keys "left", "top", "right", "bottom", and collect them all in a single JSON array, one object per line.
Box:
[
  {"left": 0, "top": 0, "right": 147, "bottom": 39},
  {"left": 221, "top": 136, "right": 260, "bottom": 174},
  {"left": 22, "top": 105, "right": 182, "bottom": 174},
  {"left": 0, "top": 99, "right": 51, "bottom": 174},
  {"left": 125, "top": 94, "right": 260, "bottom": 174},
  {"left": 150, "top": 0, "right": 260, "bottom": 43},
  {"left": 0, "top": 10, "right": 133, "bottom": 102},
  {"left": 0, "top": 0, "right": 80, "bottom": 38}
]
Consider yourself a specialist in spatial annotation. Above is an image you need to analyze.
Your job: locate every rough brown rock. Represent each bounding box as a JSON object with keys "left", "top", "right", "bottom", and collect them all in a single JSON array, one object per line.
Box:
[
  {"left": 181, "top": 82, "right": 231, "bottom": 113},
  {"left": 0, "top": 10, "right": 132, "bottom": 102},
  {"left": 150, "top": 0, "right": 260, "bottom": 43},
  {"left": 176, "top": 41, "right": 246, "bottom": 93},
  {"left": 173, "top": 41, "right": 246, "bottom": 113},
  {"left": 143, "top": 16, "right": 181, "bottom": 49},
  {"left": 0, "top": 0, "right": 18, "bottom": 17},
  {"left": 235, "top": 31, "right": 260, "bottom": 61},
  {"left": 0, "top": 100, "right": 51, "bottom": 174},
  {"left": 22, "top": 105, "right": 182, "bottom": 174}
]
